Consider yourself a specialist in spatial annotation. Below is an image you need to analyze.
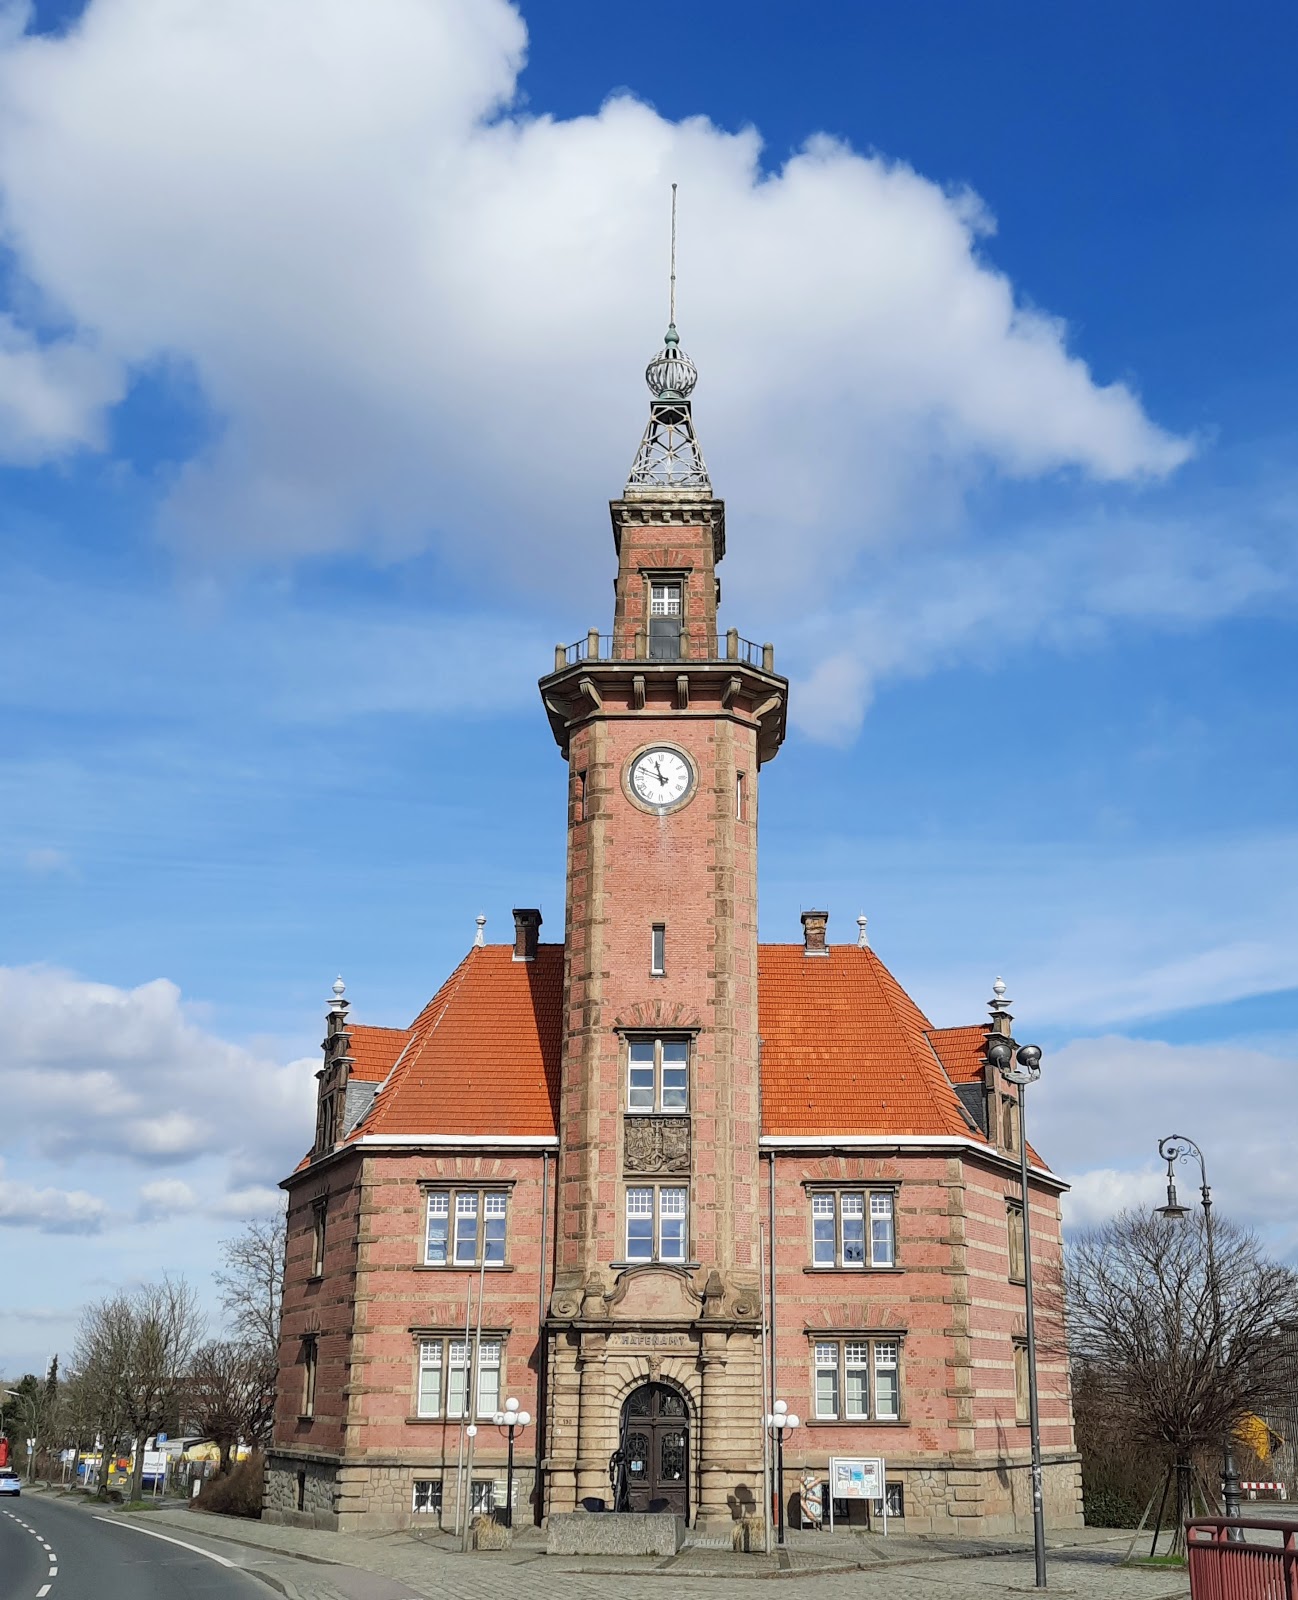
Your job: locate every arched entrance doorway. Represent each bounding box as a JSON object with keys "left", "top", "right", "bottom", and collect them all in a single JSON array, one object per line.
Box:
[{"left": 616, "top": 1382, "right": 689, "bottom": 1517}]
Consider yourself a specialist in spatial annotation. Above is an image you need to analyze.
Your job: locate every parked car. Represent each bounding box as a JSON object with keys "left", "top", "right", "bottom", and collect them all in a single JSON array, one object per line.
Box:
[{"left": 0, "top": 1468, "right": 21, "bottom": 1497}]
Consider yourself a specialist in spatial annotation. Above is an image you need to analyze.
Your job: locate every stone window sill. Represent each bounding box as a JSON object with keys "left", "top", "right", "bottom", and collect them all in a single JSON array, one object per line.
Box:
[
  {"left": 296, "top": 1415, "right": 314, "bottom": 1425},
  {"left": 405, "top": 1415, "right": 495, "bottom": 1426},
  {"left": 803, "top": 1265, "right": 904, "bottom": 1275},
  {"left": 415, "top": 1263, "right": 515, "bottom": 1273},
  {"left": 306, "top": 1273, "right": 323, "bottom": 1284},
  {"left": 803, "top": 1417, "right": 907, "bottom": 1428},
  {"left": 610, "top": 1260, "right": 701, "bottom": 1272}
]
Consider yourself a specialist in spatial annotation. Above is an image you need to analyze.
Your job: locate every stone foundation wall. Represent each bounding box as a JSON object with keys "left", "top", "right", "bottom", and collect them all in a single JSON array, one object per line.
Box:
[
  {"left": 882, "top": 1456, "right": 1083, "bottom": 1536},
  {"left": 264, "top": 1454, "right": 342, "bottom": 1529},
  {"left": 265, "top": 1451, "right": 539, "bottom": 1533}
]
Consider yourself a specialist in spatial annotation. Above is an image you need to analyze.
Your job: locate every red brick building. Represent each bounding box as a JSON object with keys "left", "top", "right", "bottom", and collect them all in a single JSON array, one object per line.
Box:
[{"left": 266, "top": 323, "right": 1081, "bottom": 1536}]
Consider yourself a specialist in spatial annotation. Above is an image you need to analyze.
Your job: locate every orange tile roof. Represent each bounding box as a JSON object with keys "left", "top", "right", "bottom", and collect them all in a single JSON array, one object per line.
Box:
[
  {"left": 926, "top": 1024, "right": 990, "bottom": 1084},
  {"left": 757, "top": 945, "right": 983, "bottom": 1141},
  {"left": 348, "top": 1024, "right": 411, "bottom": 1083},
  {"left": 349, "top": 945, "right": 563, "bottom": 1141},
  {"left": 303, "top": 942, "right": 1052, "bottom": 1168}
]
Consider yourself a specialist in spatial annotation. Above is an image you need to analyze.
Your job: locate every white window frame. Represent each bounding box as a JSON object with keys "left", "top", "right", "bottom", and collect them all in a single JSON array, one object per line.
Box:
[
  {"left": 811, "top": 1337, "right": 902, "bottom": 1421},
  {"left": 809, "top": 1188, "right": 896, "bottom": 1269},
  {"left": 416, "top": 1336, "right": 504, "bottom": 1420},
  {"left": 651, "top": 923, "right": 666, "bottom": 977},
  {"left": 626, "top": 1036, "right": 689, "bottom": 1113},
  {"left": 649, "top": 580, "right": 682, "bottom": 616},
  {"left": 624, "top": 1184, "right": 689, "bottom": 1263},
  {"left": 412, "top": 1478, "right": 442, "bottom": 1515},
  {"left": 423, "top": 1188, "right": 509, "bottom": 1267}
]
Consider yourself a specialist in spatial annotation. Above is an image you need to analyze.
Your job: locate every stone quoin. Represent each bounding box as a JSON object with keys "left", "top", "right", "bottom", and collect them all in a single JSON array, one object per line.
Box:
[{"left": 266, "top": 317, "right": 1082, "bottom": 1538}]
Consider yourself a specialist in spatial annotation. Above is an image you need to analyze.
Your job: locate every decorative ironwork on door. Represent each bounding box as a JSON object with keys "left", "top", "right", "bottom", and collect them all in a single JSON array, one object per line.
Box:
[{"left": 617, "top": 1382, "right": 689, "bottom": 1518}]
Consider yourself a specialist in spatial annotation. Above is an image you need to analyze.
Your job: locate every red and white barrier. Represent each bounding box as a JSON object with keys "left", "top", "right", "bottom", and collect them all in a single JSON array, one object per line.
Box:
[{"left": 1241, "top": 1482, "right": 1288, "bottom": 1499}]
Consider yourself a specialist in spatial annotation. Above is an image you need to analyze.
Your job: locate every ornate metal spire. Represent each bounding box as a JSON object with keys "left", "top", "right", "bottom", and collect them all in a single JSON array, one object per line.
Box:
[{"left": 626, "top": 185, "right": 711, "bottom": 492}]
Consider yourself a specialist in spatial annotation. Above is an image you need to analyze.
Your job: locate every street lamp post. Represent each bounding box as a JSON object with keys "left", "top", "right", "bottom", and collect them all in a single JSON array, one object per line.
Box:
[
  {"left": 1155, "top": 1133, "right": 1242, "bottom": 1535},
  {"left": 492, "top": 1398, "right": 531, "bottom": 1529},
  {"left": 766, "top": 1400, "right": 800, "bottom": 1546},
  {"left": 985, "top": 979, "right": 1047, "bottom": 1590}
]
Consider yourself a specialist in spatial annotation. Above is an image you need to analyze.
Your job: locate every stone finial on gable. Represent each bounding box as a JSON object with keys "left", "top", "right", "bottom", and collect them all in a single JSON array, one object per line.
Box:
[
  {"left": 474, "top": 914, "right": 486, "bottom": 948},
  {"left": 856, "top": 913, "right": 869, "bottom": 949}
]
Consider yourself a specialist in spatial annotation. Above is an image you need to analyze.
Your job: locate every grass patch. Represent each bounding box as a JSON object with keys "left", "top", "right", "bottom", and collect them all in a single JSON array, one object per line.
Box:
[{"left": 1122, "top": 1555, "right": 1188, "bottom": 1569}]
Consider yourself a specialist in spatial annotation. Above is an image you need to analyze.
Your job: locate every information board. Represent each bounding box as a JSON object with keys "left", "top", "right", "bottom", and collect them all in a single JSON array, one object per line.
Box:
[{"left": 829, "top": 1456, "right": 884, "bottom": 1500}]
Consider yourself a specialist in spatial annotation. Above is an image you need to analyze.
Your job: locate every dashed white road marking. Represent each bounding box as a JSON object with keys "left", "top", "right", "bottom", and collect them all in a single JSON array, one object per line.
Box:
[
  {"left": 37, "top": 1586, "right": 50, "bottom": 1598},
  {"left": 2, "top": 1506, "right": 59, "bottom": 1596},
  {"left": 93, "top": 1516, "right": 238, "bottom": 1567}
]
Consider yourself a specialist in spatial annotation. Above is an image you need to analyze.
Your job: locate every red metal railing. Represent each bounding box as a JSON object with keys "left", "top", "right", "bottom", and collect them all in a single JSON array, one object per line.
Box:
[{"left": 1187, "top": 1519, "right": 1298, "bottom": 1600}]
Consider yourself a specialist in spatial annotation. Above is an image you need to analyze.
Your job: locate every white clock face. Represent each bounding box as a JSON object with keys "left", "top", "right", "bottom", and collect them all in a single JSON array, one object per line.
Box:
[{"left": 630, "top": 747, "right": 693, "bottom": 809}]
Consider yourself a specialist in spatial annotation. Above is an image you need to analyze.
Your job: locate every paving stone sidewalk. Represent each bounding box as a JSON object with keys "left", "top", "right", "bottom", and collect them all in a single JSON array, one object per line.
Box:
[{"left": 74, "top": 1495, "right": 1196, "bottom": 1600}]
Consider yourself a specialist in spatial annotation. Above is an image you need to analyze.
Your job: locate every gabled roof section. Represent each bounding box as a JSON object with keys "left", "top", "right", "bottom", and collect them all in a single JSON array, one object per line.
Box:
[
  {"left": 348, "top": 1024, "right": 411, "bottom": 1083},
  {"left": 758, "top": 945, "right": 988, "bottom": 1143},
  {"left": 926, "top": 1024, "right": 990, "bottom": 1085},
  {"left": 349, "top": 945, "right": 563, "bottom": 1140}
]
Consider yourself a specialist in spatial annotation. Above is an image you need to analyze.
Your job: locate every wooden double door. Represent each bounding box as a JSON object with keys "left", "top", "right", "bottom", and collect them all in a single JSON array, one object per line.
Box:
[{"left": 620, "top": 1382, "right": 689, "bottom": 1517}]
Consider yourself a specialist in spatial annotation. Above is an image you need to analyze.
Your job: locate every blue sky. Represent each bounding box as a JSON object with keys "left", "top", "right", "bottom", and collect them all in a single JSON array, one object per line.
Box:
[{"left": 1, "top": 0, "right": 1295, "bottom": 1376}]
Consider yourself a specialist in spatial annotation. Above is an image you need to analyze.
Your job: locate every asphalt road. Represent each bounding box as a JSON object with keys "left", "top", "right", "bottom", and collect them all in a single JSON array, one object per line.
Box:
[{"left": 0, "top": 1492, "right": 270, "bottom": 1600}]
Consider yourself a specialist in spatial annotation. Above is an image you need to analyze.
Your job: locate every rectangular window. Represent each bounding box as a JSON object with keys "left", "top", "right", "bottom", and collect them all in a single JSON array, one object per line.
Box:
[
  {"left": 425, "top": 1337, "right": 507, "bottom": 1420},
  {"left": 447, "top": 1340, "right": 469, "bottom": 1419},
  {"left": 1007, "top": 1201, "right": 1026, "bottom": 1284},
  {"left": 815, "top": 1342, "right": 840, "bottom": 1419},
  {"left": 454, "top": 1193, "right": 478, "bottom": 1264},
  {"left": 1013, "top": 1340, "right": 1029, "bottom": 1424},
  {"left": 416, "top": 1340, "right": 442, "bottom": 1417},
  {"left": 1002, "top": 1095, "right": 1020, "bottom": 1154},
  {"left": 651, "top": 924, "right": 666, "bottom": 976},
  {"left": 424, "top": 1189, "right": 509, "bottom": 1267},
  {"left": 875, "top": 1340, "right": 900, "bottom": 1420},
  {"left": 476, "top": 1339, "right": 501, "bottom": 1417},
  {"left": 736, "top": 771, "right": 745, "bottom": 821},
  {"left": 808, "top": 1189, "right": 897, "bottom": 1268},
  {"left": 301, "top": 1336, "right": 318, "bottom": 1419},
  {"left": 311, "top": 1199, "right": 327, "bottom": 1277},
  {"left": 811, "top": 1337, "right": 903, "bottom": 1421},
  {"left": 648, "top": 580, "right": 683, "bottom": 660},
  {"left": 575, "top": 770, "right": 586, "bottom": 823},
  {"left": 470, "top": 1480, "right": 495, "bottom": 1516},
  {"left": 412, "top": 1478, "right": 442, "bottom": 1515},
  {"left": 625, "top": 1185, "right": 688, "bottom": 1263},
  {"left": 626, "top": 1036, "right": 689, "bottom": 1112}
]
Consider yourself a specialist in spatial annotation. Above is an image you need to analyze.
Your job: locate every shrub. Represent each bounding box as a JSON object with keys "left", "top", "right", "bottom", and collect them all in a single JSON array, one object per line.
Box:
[{"left": 192, "top": 1451, "right": 264, "bottom": 1519}]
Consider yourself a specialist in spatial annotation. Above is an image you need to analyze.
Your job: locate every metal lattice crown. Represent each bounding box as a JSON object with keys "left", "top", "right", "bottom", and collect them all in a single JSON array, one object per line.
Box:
[{"left": 645, "top": 325, "right": 698, "bottom": 401}]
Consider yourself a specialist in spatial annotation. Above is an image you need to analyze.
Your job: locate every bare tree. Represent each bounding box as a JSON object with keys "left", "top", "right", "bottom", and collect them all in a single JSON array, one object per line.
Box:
[
  {"left": 187, "top": 1340, "right": 272, "bottom": 1474},
  {"left": 73, "top": 1277, "right": 205, "bottom": 1502},
  {"left": 1068, "top": 1209, "right": 1298, "bottom": 1546},
  {"left": 216, "top": 1207, "right": 286, "bottom": 1360}
]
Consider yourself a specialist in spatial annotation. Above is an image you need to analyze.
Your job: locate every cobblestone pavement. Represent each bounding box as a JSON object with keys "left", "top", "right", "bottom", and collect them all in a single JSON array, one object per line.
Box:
[{"left": 42, "top": 1490, "right": 1201, "bottom": 1600}]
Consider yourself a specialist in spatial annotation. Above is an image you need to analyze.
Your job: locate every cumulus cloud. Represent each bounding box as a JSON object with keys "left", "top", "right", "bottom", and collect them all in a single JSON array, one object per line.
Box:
[
  {"left": 0, "top": 965, "right": 316, "bottom": 1181},
  {"left": 0, "top": 0, "right": 1186, "bottom": 609},
  {"left": 0, "top": 1157, "right": 108, "bottom": 1233},
  {"left": 1032, "top": 1034, "right": 1298, "bottom": 1259}
]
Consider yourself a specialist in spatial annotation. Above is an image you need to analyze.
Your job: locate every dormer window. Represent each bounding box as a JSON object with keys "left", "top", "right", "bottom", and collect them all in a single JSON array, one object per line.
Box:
[{"left": 648, "top": 580, "right": 682, "bottom": 659}]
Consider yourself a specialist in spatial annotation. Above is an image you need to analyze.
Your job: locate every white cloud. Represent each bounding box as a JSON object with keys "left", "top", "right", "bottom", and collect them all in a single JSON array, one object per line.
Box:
[
  {"left": 0, "top": 1158, "right": 108, "bottom": 1234},
  {"left": 0, "top": 965, "right": 316, "bottom": 1183},
  {"left": 1032, "top": 1034, "right": 1298, "bottom": 1260},
  {"left": 0, "top": 0, "right": 1186, "bottom": 609},
  {"left": 137, "top": 1177, "right": 199, "bottom": 1220}
]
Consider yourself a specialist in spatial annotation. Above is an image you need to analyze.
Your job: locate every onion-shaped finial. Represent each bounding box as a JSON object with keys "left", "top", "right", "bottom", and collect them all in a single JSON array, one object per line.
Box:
[{"left": 645, "top": 324, "right": 698, "bottom": 401}]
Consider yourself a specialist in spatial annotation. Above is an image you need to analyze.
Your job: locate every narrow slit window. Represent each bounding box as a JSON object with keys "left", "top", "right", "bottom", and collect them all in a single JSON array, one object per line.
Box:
[
  {"left": 575, "top": 770, "right": 586, "bottom": 823},
  {"left": 736, "top": 771, "right": 745, "bottom": 821},
  {"left": 651, "top": 923, "right": 666, "bottom": 976}
]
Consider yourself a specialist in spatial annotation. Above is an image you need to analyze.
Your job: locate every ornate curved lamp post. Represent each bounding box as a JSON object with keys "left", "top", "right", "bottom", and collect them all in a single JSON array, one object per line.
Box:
[
  {"left": 766, "top": 1400, "right": 800, "bottom": 1546},
  {"left": 492, "top": 1397, "right": 531, "bottom": 1529},
  {"left": 1155, "top": 1133, "right": 1242, "bottom": 1534},
  {"left": 985, "top": 979, "right": 1047, "bottom": 1589}
]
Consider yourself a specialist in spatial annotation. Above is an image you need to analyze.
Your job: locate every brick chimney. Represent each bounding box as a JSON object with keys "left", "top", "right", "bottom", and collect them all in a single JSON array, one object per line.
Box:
[
  {"left": 512, "top": 907, "right": 542, "bottom": 962},
  {"left": 801, "top": 909, "right": 829, "bottom": 956}
]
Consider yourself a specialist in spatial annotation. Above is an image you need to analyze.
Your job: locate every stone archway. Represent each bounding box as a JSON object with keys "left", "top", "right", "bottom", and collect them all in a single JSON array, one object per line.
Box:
[{"left": 617, "top": 1381, "right": 690, "bottom": 1518}]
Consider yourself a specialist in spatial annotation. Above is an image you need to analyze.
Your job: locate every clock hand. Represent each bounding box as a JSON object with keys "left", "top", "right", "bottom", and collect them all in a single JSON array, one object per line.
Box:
[{"left": 654, "top": 762, "right": 666, "bottom": 785}]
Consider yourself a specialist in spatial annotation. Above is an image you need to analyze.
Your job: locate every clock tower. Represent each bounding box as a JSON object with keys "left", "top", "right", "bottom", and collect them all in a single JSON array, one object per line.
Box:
[{"left": 538, "top": 322, "right": 787, "bottom": 1526}]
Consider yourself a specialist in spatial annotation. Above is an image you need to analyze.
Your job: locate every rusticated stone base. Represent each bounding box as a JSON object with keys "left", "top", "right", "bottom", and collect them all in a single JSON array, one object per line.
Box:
[
  {"left": 264, "top": 1450, "right": 539, "bottom": 1533},
  {"left": 814, "top": 1456, "right": 1083, "bottom": 1537}
]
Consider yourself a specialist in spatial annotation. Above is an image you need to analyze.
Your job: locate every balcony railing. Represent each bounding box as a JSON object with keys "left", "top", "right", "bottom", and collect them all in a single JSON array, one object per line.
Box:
[
  {"left": 555, "top": 629, "right": 774, "bottom": 672},
  {"left": 1187, "top": 1519, "right": 1298, "bottom": 1600}
]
